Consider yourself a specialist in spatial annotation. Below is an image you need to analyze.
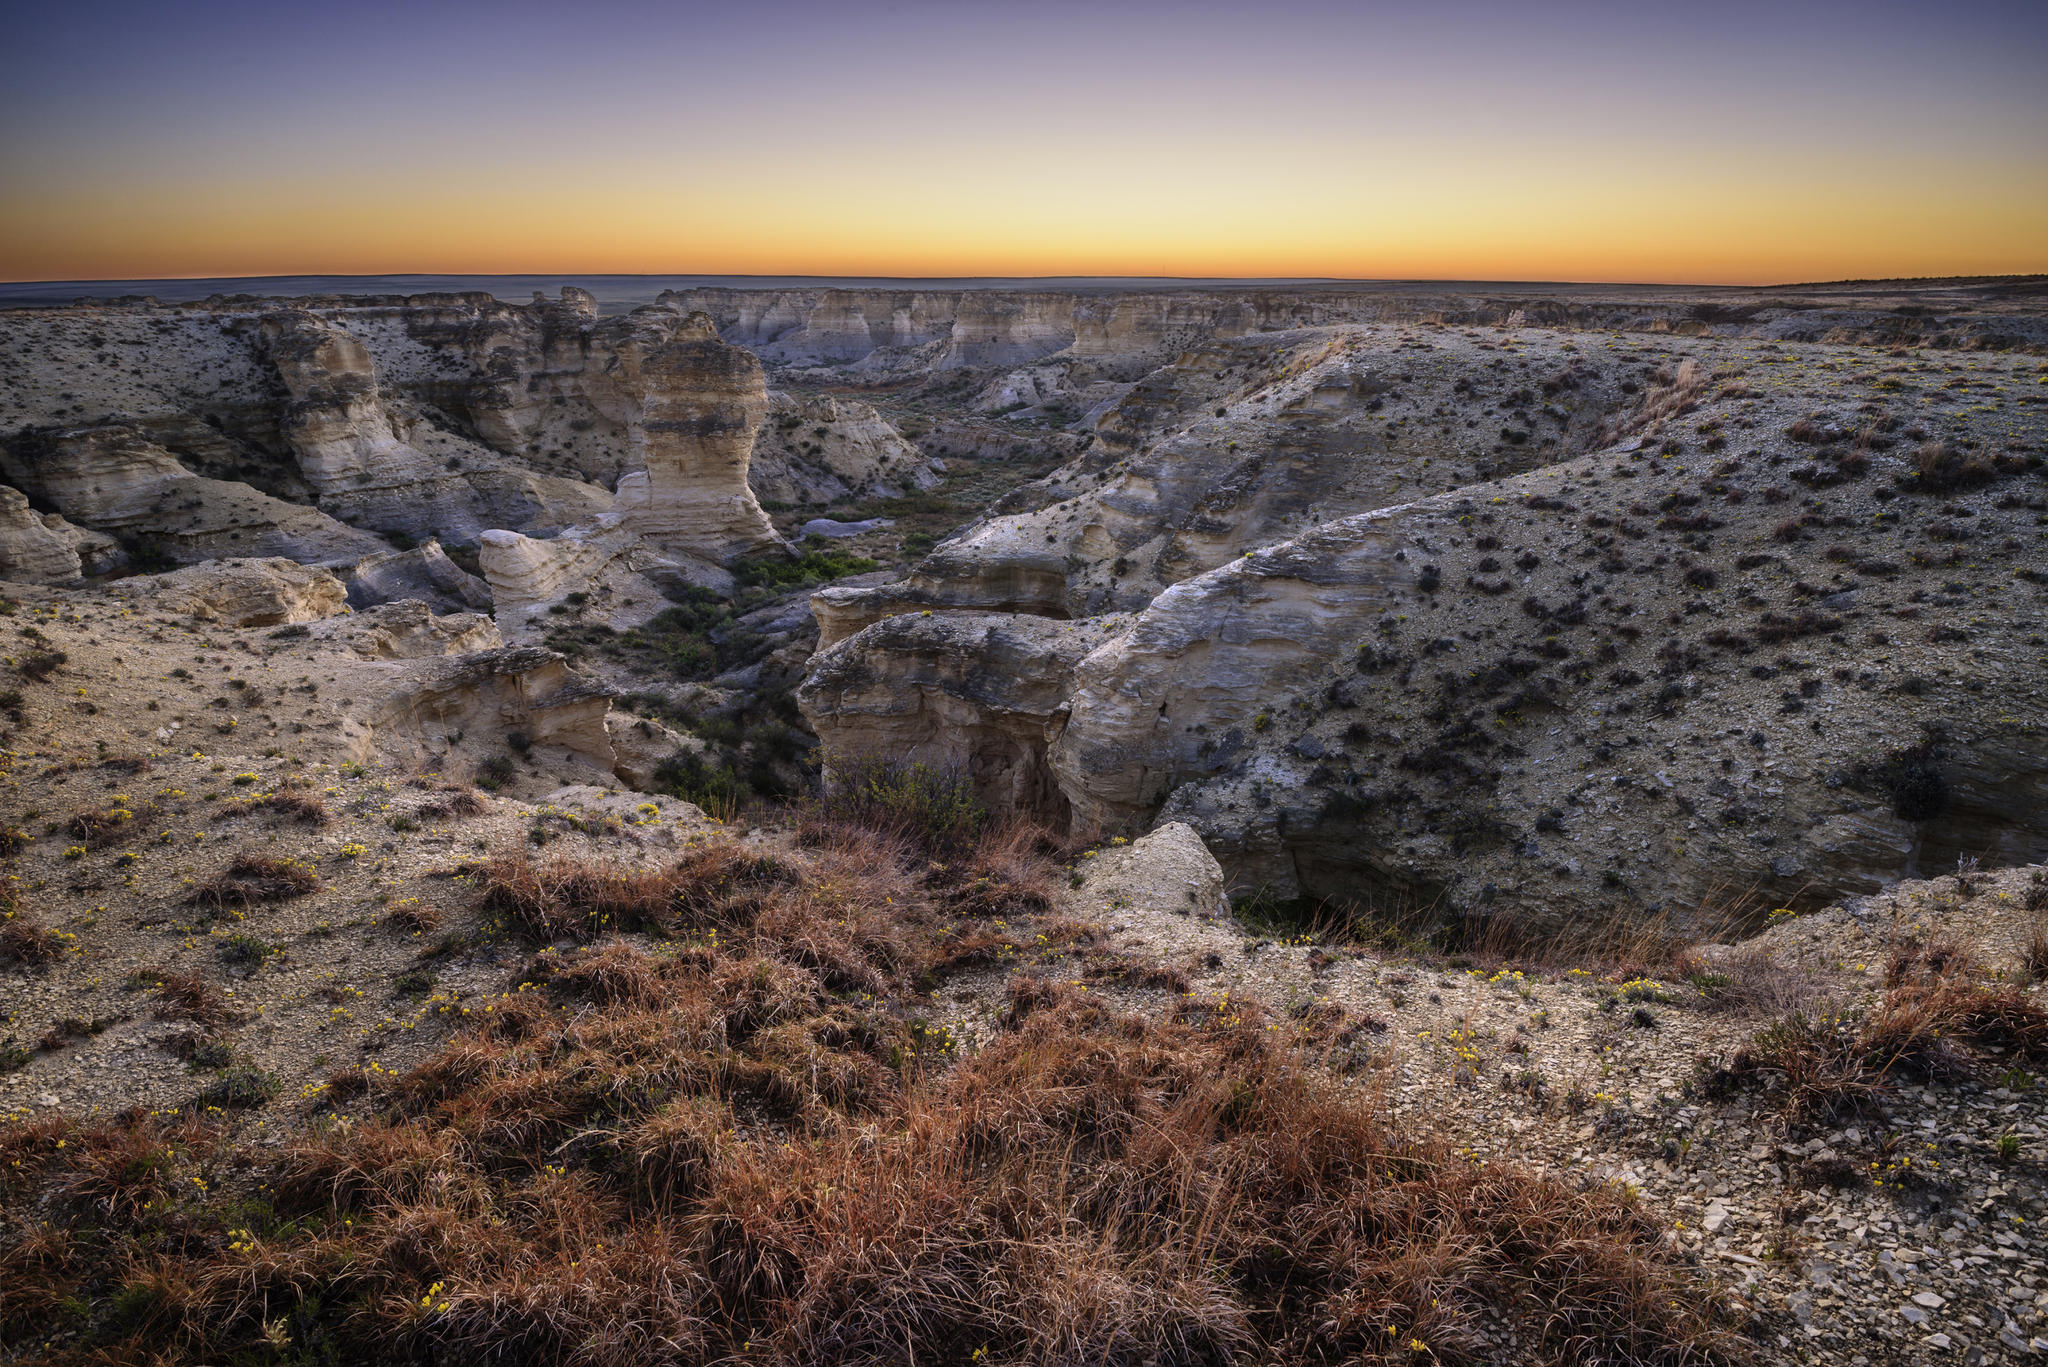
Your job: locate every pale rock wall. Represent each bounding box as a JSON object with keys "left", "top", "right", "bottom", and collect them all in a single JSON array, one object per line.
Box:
[
  {"left": 259, "top": 310, "right": 614, "bottom": 545},
  {"left": 797, "top": 611, "right": 1122, "bottom": 823},
  {"left": 344, "top": 540, "right": 494, "bottom": 615},
  {"left": 602, "top": 310, "right": 786, "bottom": 563},
  {"left": 0, "top": 486, "right": 88, "bottom": 583},
  {"left": 1046, "top": 512, "right": 1423, "bottom": 833},
  {"left": 360, "top": 645, "right": 615, "bottom": 776},
  {"left": 2, "top": 425, "right": 390, "bottom": 567}
]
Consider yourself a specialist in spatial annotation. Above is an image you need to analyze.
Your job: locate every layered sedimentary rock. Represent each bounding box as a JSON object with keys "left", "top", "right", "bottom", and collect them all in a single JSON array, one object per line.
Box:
[
  {"left": 115, "top": 557, "right": 351, "bottom": 626},
  {"left": 361, "top": 645, "right": 615, "bottom": 774},
  {"left": 798, "top": 611, "right": 1121, "bottom": 823},
  {"left": 604, "top": 712, "right": 698, "bottom": 791},
  {"left": 324, "top": 600, "right": 502, "bottom": 659},
  {"left": 258, "top": 310, "right": 613, "bottom": 545},
  {"left": 1, "top": 425, "right": 388, "bottom": 566},
  {"left": 344, "top": 540, "right": 494, "bottom": 615},
  {"left": 0, "top": 486, "right": 93, "bottom": 583},
  {"left": 477, "top": 523, "right": 728, "bottom": 639},
  {"left": 602, "top": 310, "right": 785, "bottom": 563}
]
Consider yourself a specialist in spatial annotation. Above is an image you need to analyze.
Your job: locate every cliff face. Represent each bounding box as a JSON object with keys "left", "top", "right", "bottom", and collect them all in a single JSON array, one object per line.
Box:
[
  {"left": 258, "top": 310, "right": 614, "bottom": 546},
  {"left": 0, "top": 486, "right": 99, "bottom": 582},
  {"left": 797, "top": 611, "right": 1122, "bottom": 823},
  {"left": 602, "top": 310, "right": 785, "bottom": 564},
  {"left": 0, "top": 424, "right": 390, "bottom": 567}
]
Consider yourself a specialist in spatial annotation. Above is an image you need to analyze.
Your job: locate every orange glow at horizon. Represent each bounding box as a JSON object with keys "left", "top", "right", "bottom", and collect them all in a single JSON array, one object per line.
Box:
[
  {"left": 4, "top": 2, "right": 2044, "bottom": 288},
  {"left": 7, "top": 165, "right": 2045, "bottom": 286}
]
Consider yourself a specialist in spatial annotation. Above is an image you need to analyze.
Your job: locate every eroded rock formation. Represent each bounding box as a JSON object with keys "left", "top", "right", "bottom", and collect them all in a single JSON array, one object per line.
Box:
[
  {"left": 1, "top": 424, "right": 389, "bottom": 567},
  {"left": 803, "top": 326, "right": 2048, "bottom": 931},
  {"left": 0, "top": 485, "right": 103, "bottom": 583},
  {"left": 344, "top": 539, "right": 494, "bottom": 615},
  {"left": 751, "top": 392, "right": 942, "bottom": 506},
  {"left": 260, "top": 310, "right": 616, "bottom": 547},
  {"left": 114, "top": 557, "right": 351, "bottom": 626},
  {"left": 799, "top": 611, "right": 1121, "bottom": 823}
]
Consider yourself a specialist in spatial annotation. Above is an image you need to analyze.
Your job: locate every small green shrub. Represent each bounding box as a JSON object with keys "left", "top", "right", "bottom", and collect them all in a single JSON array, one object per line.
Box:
[{"left": 816, "top": 754, "right": 987, "bottom": 852}]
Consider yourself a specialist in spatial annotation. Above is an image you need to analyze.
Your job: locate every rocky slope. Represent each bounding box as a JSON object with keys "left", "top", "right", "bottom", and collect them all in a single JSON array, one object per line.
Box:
[{"left": 804, "top": 325, "right": 2048, "bottom": 930}]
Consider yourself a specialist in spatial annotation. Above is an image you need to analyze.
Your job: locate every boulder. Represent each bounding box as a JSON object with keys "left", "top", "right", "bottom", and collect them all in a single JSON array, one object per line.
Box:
[{"left": 115, "top": 557, "right": 350, "bottom": 626}]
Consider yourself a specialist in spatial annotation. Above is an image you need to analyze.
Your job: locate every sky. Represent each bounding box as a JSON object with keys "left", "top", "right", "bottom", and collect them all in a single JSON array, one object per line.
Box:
[{"left": 1, "top": 0, "right": 2044, "bottom": 285}]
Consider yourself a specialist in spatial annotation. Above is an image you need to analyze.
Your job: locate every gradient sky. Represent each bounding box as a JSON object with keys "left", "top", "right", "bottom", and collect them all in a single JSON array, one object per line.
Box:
[{"left": 2, "top": 0, "right": 2044, "bottom": 285}]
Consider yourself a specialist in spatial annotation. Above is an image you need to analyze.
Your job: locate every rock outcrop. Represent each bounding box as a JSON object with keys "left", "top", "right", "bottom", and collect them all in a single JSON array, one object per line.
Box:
[
  {"left": 602, "top": 311, "right": 786, "bottom": 563},
  {"left": 363, "top": 645, "right": 615, "bottom": 774},
  {"left": 804, "top": 326, "right": 2048, "bottom": 933},
  {"left": 318, "top": 600, "right": 503, "bottom": 659},
  {"left": 477, "top": 523, "right": 729, "bottom": 640},
  {"left": 115, "top": 557, "right": 351, "bottom": 626},
  {"left": 604, "top": 712, "right": 698, "bottom": 791},
  {"left": 798, "top": 611, "right": 1122, "bottom": 823},
  {"left": 0, "top": 486, "right": 109, "bottom": 583},
  {"left": 1, "top": 425, "right": 390, "bottom": 567},
  {"left": 258, "top": 310, "right": 613, "bottom": 545},
  {"left": 344, "top": 539, "right": 494, "bottom": 615}
]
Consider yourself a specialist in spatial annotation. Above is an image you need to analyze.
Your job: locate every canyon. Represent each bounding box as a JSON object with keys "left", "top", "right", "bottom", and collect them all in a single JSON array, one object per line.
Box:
[
  {"left": 0, "top": 278, "right": 2043, "bottom": 926},
  {"left": 3, "top": 276, "right": 2046, "bottom": 1367}
]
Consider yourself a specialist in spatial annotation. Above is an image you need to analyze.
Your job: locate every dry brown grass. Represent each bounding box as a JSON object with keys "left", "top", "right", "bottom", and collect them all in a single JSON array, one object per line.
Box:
[
  {"left": 1602, "top": 357, "right": 1707, "bottom": 445},
  {"left": 145, "top": 970, "right": 241, "bottom": 1028},
  {"left": 1727, "top": 941, "right": 2048, "bottom": 1119},
  {"left": 0, "top": 911, "right": 61, "bottom": 968},
  {"left": 0, "top": 822, "right": 1740, "bottom": 1365},
  {"left": 67, "top": 802, "right": 141, "bottom": 849},
  {"left": 259, "top": 788, "right": 330, "bottom": 824},
  {"left": 187, "top": 855, "right": 319, "bottom": 908}
]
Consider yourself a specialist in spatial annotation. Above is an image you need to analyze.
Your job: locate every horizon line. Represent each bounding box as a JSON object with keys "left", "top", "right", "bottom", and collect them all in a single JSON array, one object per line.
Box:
[{"left": 5, "top": 270, "right": 2046, "bottom": 295}]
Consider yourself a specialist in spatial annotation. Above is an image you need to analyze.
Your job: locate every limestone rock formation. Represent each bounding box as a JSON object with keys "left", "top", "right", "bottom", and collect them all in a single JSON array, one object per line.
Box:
[
  {"left": 362, "top": 645, "right": 615, "bottom": 774},
  {"left": 344, "top": 539, "right": 494, "bottom": 615},
  {"left": 0, "top": 425, "right": 390, "bottom": 567},
  {"left": 0, "top": 486, "right": 100, "bottom": 583},
  {"left": 477, "top": 523, "right": 728, "bottom": 639},
  {"left": 115, "top": 557, "right": 351, "bottom": 626},
  {"left": 802, "top": 324, "right": 2048, "bottom": 933},
  {"left": 798, "top": 611, "right": 1122, "bottom": 823},
  {"left": 1073, "top": 820, "right": 1229, "bottom": 922},
  {"left": 258, "top": 310, "right": 613, "bottom": 545},
  {"left": 602, "top": 310, "right": 785, "bottom": 564},
  {"left": 604, "top": 712, "right": 699, "bottom": 791},
  {"left": 316, "top": 600, "right": 503, "bottom": 659},
  {"left": 1037, "top": 451, "right": 2048, "bottom": 930}
]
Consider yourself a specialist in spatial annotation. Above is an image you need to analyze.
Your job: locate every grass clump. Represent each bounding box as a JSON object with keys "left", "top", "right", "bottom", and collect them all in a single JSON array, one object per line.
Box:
[
  {"left": 188, "top": 855, "right": 318, "bottom": 908},
  {"left": 1722, "top": 941, "right": 2048, "bottom": 1119},
  {"left": 0, "top": 911, "right": 62, "bottom": 969},
  {"left": 813, "top": 752, "right": 988, "bottom": 854}
]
